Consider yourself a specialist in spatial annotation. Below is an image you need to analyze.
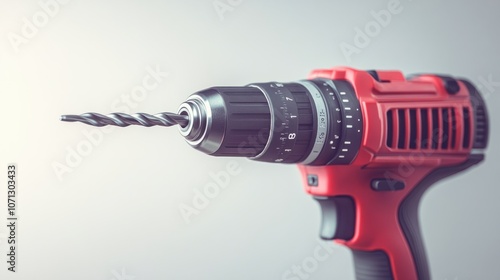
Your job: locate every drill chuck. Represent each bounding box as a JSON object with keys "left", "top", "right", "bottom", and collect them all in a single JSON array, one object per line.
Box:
[
  {"left": 177, "top": 80, "right": 363, "bottom": 165},
  {"left": 178, "top": 86, "right": 270, "bottom": 157}
]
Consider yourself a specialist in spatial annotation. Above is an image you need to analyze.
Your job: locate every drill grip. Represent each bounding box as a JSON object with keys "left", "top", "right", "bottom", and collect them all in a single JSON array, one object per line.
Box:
[
  {"left": 358, "top": 154, "right": 483, "bottom": 280},
  {"left": 351, "top": 249, "right": 394, "bottom": 280},
  {"left": 394, "top": 154, "right": 483, "bottom": 280},
  {"left": 302, "top": 154, "right": 484, "bottom": 280}
]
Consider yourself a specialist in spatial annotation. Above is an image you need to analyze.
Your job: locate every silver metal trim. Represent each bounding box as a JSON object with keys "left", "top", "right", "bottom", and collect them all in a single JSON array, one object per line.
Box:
[
  {"left": 178, "top": 103, "right": 194, "bottom": 137},
  {"left": 296, "top": 80, "right": 328, "bottom": 165},
  {"left": 177, "top": 94, "right": 223, "bottom": 155}
]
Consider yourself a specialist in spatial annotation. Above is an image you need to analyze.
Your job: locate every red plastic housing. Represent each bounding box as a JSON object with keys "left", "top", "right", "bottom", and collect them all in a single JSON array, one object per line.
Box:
[{"left": 297, "top": 67, "right": 474, "bottom": 280}]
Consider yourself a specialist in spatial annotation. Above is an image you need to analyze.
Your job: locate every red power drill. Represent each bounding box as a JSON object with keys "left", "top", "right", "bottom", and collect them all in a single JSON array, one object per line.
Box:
[{"left": 62, "top": 67, "right": 489, "bottom": 280}]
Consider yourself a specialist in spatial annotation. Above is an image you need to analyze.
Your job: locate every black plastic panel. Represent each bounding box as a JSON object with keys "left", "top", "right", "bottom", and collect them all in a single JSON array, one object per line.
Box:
[
  {"left": 352, "top": 250, "right": 394, "bottom": 280},
  {"left": 398, "top": 154, "right": 484, "bottom": 280}
]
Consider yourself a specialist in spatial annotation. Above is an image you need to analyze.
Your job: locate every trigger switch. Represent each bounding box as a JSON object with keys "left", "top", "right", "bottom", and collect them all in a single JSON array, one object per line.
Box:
[{"left": 314, "top": 196, "right": 355, "bottom": 240}]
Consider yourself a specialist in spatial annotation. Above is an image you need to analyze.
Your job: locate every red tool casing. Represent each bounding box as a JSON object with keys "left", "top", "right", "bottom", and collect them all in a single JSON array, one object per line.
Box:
[{"left": 298, "top": 67, "right": 483, "bottom": 280}]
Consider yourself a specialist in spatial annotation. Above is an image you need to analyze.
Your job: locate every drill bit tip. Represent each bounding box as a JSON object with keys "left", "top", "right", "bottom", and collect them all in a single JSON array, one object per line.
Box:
[{"left": 60, "top": 112, "right": 189, "bottom": 128}]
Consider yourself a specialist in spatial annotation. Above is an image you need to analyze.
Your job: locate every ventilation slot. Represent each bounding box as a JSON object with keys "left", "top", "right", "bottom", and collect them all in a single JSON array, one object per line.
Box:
[
  {"left": 431, "top": 108, "right": 439, "bottom": 149},
  {"left": 397, "top": 109, "right": 406, "bottom": 149},
  {"left": 420, "top": 109, "right": 429, "bottom": 149},
  {"left": 463, "top": 107, "right": 471, "bottom": 148},
  {"left": 386, "top": 111, "right": 393, "bottom": 148},
  {"left": 409, "top": 109, "right": 417, "bottom": 149},
  {"left": 441, "top": 108, "right": 449, "bottom": 149},
  {"left": 450, "top": 108, "right": 457, "bottom": 149}
]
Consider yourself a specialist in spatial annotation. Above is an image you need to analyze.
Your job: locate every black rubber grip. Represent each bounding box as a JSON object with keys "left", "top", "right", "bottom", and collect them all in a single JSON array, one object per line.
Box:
[
  {"left": 352, "top": 250, "right": 394, "bottom": 280},
  {"left": 459, "top": 79, "right": 489, "bottom": 149},
  {"left": 398, "top": 154, "right": 484, "bottom": 280}
]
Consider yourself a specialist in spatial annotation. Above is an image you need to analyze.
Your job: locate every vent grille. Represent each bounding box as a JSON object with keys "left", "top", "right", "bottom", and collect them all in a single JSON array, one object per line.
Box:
[
  {"left": 473, "top": 105, "right": 487, "bottom": 148},
  {"left": 386, "top": 107, "right": 471, "bottom": 150}
]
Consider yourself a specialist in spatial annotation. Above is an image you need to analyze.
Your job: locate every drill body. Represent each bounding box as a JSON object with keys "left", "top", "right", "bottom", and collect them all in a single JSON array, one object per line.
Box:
[
  {"left": 63, "top": 67, "right": 489, "bottom": 280},
  {"left": 297, "top": 68, "right": 488, "bottom": 280},
  {"left": 177, "top": 67, "right": 488, "bottom": 280}
]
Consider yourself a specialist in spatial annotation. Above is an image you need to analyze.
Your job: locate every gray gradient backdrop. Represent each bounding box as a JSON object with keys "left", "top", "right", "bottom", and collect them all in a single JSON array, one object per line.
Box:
[{"left": 0, "top": 0, "right": 499, "bottom": 279}]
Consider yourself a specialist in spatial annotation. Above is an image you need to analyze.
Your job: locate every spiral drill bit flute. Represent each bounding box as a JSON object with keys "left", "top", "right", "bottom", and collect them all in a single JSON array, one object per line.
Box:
[
  {"left": 61, "top": 67, "right": 489, "bottom": 280},
  {"left": 60, "top": 112, "right": 188, "bottom": 127}
]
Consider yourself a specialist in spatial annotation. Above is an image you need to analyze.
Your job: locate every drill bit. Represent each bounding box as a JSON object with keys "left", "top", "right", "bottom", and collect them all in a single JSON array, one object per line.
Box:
[{"left": 60, "top": 112, "right": 189, "bottom": 127}]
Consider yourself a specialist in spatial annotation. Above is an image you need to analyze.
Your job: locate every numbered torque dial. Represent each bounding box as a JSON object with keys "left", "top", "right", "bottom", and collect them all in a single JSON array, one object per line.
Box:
[
  {"left": 250, "top": 82, "right": 300, "bottom": 163},
  {"left": 249, "top": 79, "right": 362, "bottom": 165},
  {"left": 322, "top": 79, "right": 363, "bottom": 165}
]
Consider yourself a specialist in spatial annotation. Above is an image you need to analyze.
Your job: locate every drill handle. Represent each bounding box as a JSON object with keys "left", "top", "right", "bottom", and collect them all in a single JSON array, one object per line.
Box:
[
  {"left": 385, "top": 154, "right": 483, "bottom": 280},
  {"left": 304, "top": 154, "right": 484, "bottom": 280}
]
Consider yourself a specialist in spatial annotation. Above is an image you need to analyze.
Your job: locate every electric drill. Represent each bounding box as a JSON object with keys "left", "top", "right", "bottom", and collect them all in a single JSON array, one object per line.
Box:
[{"left": 62, "top": 67, "right": 489, "bottom": 280}]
